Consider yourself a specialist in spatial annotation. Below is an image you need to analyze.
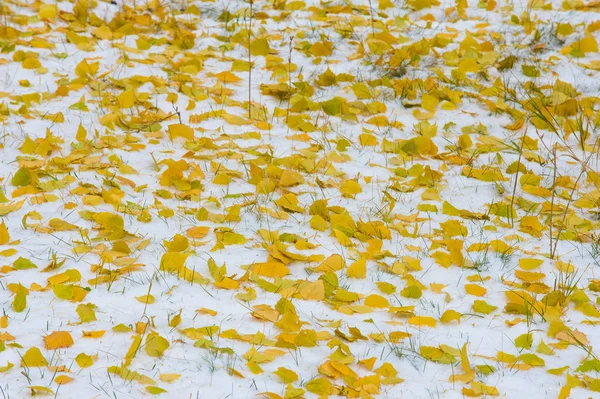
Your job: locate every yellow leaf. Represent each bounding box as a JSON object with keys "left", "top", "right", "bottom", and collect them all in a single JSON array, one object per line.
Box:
[
  {"left": 365, "top": 115, "right": 390, "bottom": 127},
  {"left": 473, "top": 300, "right": 497, "bottom": 314},
  {"left": 305, "top": 377, "right": 333, "bottom": 395},
  {"left": 504, "top": 118, "right": 525, "bottom": 131},
  {"left": 558, "top": 386, "right": 571, "bottom": 399},
  {"left": 310, "top": 215, "right": 328, "bottom": 231},
  {"left": 340, "top": 180, "right": 362, "bottom": 198},
  {"left": 27, "top": 386, "right": 55, "bottom": 395},
  {"left": 298, "top": 280, "right": 325, "bottom": 301},
  {"left": 274, "top": 367, "right": 298, "bottom": 383},
  {"left": 215, "top": 71, "right": 242, "bottom": 83},
  {"left": 519, "top": 353, "right": 545, "bottom": 367},
  {"left": 462, "top": 166, "right": 508, "bottom": 182},
  {"left": 346, "top": 258, "right": 366, "bottom": 278},
  {"left": 555, "top": 260, "right": 575, "bottom": 273},
  {"left": 441, "top": 309, "right": 461, "bottom": 324},
  {"left": 54, "top": 375, "right": 73, "bottom": 384},
  {"left": 21, "top": 347, "right": 48, "bottom": 367},
  {"left": 275, "top": 193, "right": 304, "bottom": 213},
  {"left": 22, "top": 57, "right": 42, "bottom": 69},
  {"left": 0, "top": 248, "right": 17, "bottom": 257},
  {"left": 515, "top": 270, "right": 545, "bottom": 283},
  {"left": 420, "top": 346, "right": 455, "bottom": 364},
  {"left": 168, "top": 124, "right": 194, "bottom": 140},
  {"left": 0, "top": 221, "right": 9, "bottom": 245},
  {"left": 408, "top": 316, "right": 437, "bottom": 328},
  {"left": 39, "top": 4, "right": 57, "bottom": 20},
  {"left": 313, "top": 254, "right": 345, "bottom": 272},
  {"left": 359, "top": 133, "right": 378, "bottom": 146},
  {"left": 571, "top": 34, "right": 599, "bottom": 53},
  {"left": 377, "top": 281, "right": 396, "bottom": 294},
  {"left": 112, "top": 324, "right": 132, "bottom": 332},
  {"left": 223, "top": 112, "right": 252, "bottom": 125},
  {"left": 13, "top": 290, "right": 26, "bottom": 312},
  {"left": 52, "top": 284, "right": 88, "bottom": 302},
  {"left": 117, "top": 89, "right": 135, "bottom": 108},
  {"left": 352, "top": 82, "right": 372, "bottom": 99},
  {"left": 309, "top": 41, "right": 333, "bottom": 57},
  {"left": 519, "top": 216, "right": 544, "bottom": 237},
  {"left": 49, "top": 218, "right": 78, "bottom": 231},
  {"left": 214, "top": 228, "right": 246, "bottom": 248},
  {"left": 159, "top": 373, "right": 181, "bottom": 382},
  {"left": 164, "top": 234, "right": 189, "bottom": 252},
  {"left": 519, "top": 258, "right": 543, "bottom": 270},
  {"left": 251, "top": 38, "right": 270, "bottom": 56},
  {"left": 215, "top": 277, "right": 239, "bottom": 289},
  {"left": 364, "top": 294, "right": 389, "bottom": 308},
  {"left": 136, "top": 295, "right": 155, "bottom": 304},
  {"left": 0, "top": 362, "right": 13, "bottom": 372},
  {"left": 160, "top": 252, "right": 190, "bottom": 274},
  {"left": 146, "top": 386, "right": 167, "bottom": 395},
  {"left": 421, "top": 94, "right": 439, "bottom": 111},
  {"left": 82, "top": 330, "right": 105, "bottom": 338},
  {"left": 470, "top": 381, "right": 499, "bottom": 395},
  {"left": 76, "top": 123, "right": 87, "bottom": 142},
  {"left": 145, "top": 332, "right": 169, "bottom": 357},
  {"left": 124, "top": 334, "right": 143, "bottom": 366},
  {"left": 279, "top": 170, "right": 304, "bottom": 187}
]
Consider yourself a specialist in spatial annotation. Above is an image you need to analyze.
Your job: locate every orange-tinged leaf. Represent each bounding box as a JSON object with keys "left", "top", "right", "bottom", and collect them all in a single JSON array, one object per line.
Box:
[
  {"left": 44, "top": 331, "right": 74, "bottom": 350},
  {"left": 215, "top": 71, "right": 242, "bottom": 83},
  {"left": 0, "top": 221, "right": 9, "bottom": 244},
  {"left": 54, "top": 375, "right": 73, "bottom": 384},
  {"left": 252, "top": 262, "right": 290, "bottom": 278},
  {"left": 464, "top": 284, "right": 486, "bottom": 297},
  {"left": 186, "top": 226, "right": 210, "bottom": 239}
]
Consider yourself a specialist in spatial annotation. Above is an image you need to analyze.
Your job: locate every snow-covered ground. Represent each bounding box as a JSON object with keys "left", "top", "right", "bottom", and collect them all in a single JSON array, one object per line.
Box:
[{"left": 1, "top": 0, "right": 600, "bottom": 397}]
